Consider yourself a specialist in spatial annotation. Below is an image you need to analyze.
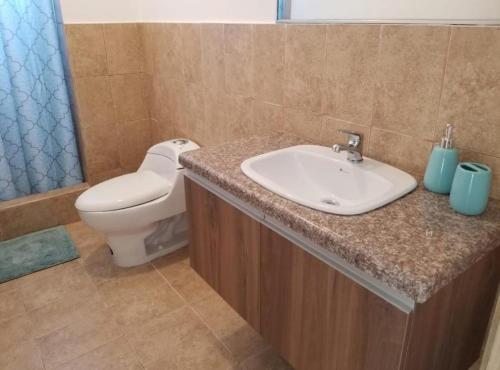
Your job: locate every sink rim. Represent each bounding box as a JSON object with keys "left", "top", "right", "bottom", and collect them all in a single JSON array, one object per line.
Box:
[{"left": 241, "top": 145, "right": 418, "bottom": 215}]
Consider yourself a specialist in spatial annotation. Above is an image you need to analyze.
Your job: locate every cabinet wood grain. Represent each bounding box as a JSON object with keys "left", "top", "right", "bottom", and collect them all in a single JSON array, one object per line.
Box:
[
  {"left": 185, "top": 178, "right": 260, "bottom": 330},
  {"left": 185, "top": 177, "right": 500, "bottom": 370},
  {"left": 260, "top": 225, "right": 410, "bottom": 370}
]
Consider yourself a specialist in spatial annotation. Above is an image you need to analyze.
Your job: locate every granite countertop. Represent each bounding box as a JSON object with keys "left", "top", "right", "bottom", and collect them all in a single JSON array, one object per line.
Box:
[{"left": 179, "top": 134, "right": 500, "bottom": 304}]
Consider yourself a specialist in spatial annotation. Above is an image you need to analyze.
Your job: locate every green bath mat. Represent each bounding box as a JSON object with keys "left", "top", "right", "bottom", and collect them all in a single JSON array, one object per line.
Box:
[{"left": 0, "top": 226, "right": 80, "bottom": 283}]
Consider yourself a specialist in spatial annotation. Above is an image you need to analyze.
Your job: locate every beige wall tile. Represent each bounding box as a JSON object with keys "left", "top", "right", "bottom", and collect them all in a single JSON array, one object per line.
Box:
[
  {"left": 140, "top": 23, "right": 156, "bottom": 75},
  {"left": 373, "top": 25, "right": 450, "bottom": 139},
  {"left": 117, "top": 119, "right": 153, "bottom": 172},
  {"left": 283, "top": 108, "right": 323, "bottom": 142},
  {"left": 49, "top": 187, "right": 87, "bottom": 225},
  {"left": 253, "top": 24, "right": 285, "bottom": 105},
  {"left": 439, "top": 27, "right": 500, "bottom": 158},
  {"left": 176, "top": 82, "right": 206, "bottom": 143},
  {"left": 201, "top": 24, "right": 226, "bottom": 92},
  {"left": 253, "top": 101, "right": 284, "bottom": 135},
  {"left": 0, "top": 200, "right": 58, "bottom": 240},
  {"left": 103, "top": 23, "right": 144, "bottom": 74},
  {"left": 150, "top": 74, "right": 182, "bottom": 125},
  {"left": 284, "top": 25, "right": 326, "bottom": 113},
  {"left": 65, "top": 24, "right": 107, "bottom": 77},
  {"left": 224, "top": 24, "right": 254, "bottom": 97},
  {"left": 368, "top": 128, "right": 433, "bottom": 175},
  {"left": 155, "top": 24, "right": 184, "bottom": 80},
  {"left": 73, "top": 76, "right": 116, "bottom": 126},
  {"left": 320, "top": 116, "right": 371, "bottom": 154},
  {"left": 79, "top": 121, "right": 120, "bottom": 182},
  {"left": 203, "top": 89, "right": 228, "bottom": 145},
  {"left": 109, "top": 74, "right": 149, "bottom": 122},
  {"left": 224, "top": 94, "right": 254, "bottom": 141},
  {"left": 180, "top": 24, "right": 202, "bottom": 84},
  {"left": 151, "top": 118, "right": 174, "bottom": 143},
  {"left": 323, "top": 25, "right": 380, "bottom": 125},
  {"left": 87, "top": 168, "right": 123, "bottom": 186}
]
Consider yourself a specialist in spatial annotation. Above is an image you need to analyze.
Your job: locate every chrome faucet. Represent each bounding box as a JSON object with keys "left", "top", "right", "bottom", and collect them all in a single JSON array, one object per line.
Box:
[{"left": 332, "top": 130, "right": 363, "bottom": 162}]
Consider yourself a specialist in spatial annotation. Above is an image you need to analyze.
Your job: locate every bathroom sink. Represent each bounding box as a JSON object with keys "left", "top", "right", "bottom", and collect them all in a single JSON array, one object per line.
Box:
[{"left": 240, "top": 145, "right": 417, "bottom": 215}]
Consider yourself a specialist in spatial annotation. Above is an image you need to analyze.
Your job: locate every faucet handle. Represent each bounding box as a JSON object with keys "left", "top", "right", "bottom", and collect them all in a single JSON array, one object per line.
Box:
[{"left": 337, "top": 129, "right": 362, "bottom": 148}]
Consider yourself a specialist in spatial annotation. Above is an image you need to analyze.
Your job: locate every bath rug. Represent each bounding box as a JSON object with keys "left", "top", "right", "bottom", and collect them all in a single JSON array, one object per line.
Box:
[{"left": 0, "top": 226, "right": 79, "bottom": 283}]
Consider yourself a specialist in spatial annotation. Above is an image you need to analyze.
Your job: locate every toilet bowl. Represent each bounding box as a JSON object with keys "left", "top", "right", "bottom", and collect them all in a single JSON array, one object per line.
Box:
[{"left": 75, "top": 139, "right": 199, "bottom": 267}]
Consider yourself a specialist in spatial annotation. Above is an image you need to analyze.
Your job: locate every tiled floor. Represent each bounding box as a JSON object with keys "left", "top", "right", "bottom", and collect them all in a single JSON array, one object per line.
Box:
[{"left": 0, "top": 222, "right": 292, "bottom": 370}]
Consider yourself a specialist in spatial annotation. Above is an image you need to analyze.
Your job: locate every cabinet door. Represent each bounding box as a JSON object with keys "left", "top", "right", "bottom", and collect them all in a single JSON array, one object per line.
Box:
[
  {"left": 260, "top": 225, "right": 410, "bottom": 370},
  {"left": 185, "top": 178, "right": 260, "bottom": 330}
]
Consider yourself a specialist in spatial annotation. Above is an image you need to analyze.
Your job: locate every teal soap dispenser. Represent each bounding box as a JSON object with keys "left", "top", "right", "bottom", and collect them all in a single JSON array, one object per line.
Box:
[{"left": 423, "top": 124, "right": 459, "bottom": 194}]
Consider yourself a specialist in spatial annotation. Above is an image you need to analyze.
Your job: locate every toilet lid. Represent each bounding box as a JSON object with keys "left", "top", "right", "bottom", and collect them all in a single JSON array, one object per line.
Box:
[{"left": 75, "top": 171, "right": 171, "bottom": 212}]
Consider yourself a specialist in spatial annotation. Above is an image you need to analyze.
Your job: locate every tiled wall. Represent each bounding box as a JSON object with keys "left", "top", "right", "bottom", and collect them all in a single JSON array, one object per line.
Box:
[
  {"left": 141, "top": 23, "right": 500, "bottom": 199},
  {"left": 0, "top": 183, "right": 88, "bottom": 241},
  {"left": 64, "top": 23, "right": 153, "bottom": 184}
]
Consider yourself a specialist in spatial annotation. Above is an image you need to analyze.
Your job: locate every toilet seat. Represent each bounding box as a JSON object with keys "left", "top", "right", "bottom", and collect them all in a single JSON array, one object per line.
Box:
[{"left": 75, "top": 170, "right": 171, "bottom": 212}]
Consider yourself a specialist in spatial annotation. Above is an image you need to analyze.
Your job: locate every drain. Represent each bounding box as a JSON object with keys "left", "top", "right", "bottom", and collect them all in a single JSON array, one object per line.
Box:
[{"left": 321, "top": 198, "right": 339, "bottom": 206}]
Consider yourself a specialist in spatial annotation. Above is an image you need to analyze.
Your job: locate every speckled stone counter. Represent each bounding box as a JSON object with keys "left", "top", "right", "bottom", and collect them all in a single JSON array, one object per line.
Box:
[{"left": 179, "top": 134, "right": 500, "bottom": 303}]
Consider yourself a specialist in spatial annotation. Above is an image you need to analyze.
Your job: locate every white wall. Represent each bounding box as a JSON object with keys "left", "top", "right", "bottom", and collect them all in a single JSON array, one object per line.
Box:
[
  {"left": 60, "top": 0, "right": 277, "bottom": 24},
  {"left": 59, "top": 0, "right": 140, "bottom": 23},
  {"left": 291, "top": 0, "right": 500, "bottom": 22}
]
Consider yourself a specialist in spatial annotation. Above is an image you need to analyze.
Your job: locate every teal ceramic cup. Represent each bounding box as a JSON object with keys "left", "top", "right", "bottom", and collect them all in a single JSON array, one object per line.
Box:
[{"left": 449, "top": 162, "right": 492, "bottom": 216}]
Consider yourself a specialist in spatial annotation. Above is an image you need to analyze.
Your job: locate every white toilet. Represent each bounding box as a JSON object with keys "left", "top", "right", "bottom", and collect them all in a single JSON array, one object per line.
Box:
[{"left": 75, "top": 139, "right": 199, "bottom": 267}]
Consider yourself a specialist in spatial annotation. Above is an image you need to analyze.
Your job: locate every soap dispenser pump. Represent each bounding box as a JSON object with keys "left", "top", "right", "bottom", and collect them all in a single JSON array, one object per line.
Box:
[{"left": 423, "top": 124, "right": 459, "bottom": 194}]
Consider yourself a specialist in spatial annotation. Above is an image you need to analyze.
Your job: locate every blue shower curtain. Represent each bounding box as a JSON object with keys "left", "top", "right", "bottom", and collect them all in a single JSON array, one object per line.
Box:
[{"left": 0, "top": 0, "right": 83, "bottom": 201}]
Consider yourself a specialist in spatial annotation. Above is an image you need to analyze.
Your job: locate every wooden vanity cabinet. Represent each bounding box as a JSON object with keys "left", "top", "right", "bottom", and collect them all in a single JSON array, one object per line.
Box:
[
  {"left": 260, "top": 226, "right": 410, "bottom": 370},
  {"left": 185, "top": 178, "right": 260, "bottom": 330},
  {"left": 185, "top": 177, "right": 499, "bottom": 370}
]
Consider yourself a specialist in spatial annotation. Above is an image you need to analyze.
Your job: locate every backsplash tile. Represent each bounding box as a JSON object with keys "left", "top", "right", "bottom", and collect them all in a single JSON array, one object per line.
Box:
[
  {"left": 103, "top": 23, "right": 144, "bottom": 75},
  {"left": 322, "top": 25, "right": 379, "bottom": 125},
  {"left": 200, "top": 24, "right": 226, "bottom": 92},
  {"left": 439, "top": 27, "right": 500, "bottom": 158},
  {"left": 284, "top": 25, "right": 326, "bottom": 113},
  {"left": 224, "top": 24, "right": 254, "bottom": 97},
  {"left": 252, "top": 24, "right": 285, "bottom": 105},
  {"left": 65, "top": 22, "right": 499, "bottom": 199},
  {"left": 372, "top": 25, "right": 450, "bottom": 140},
  {"left": 65, "top": 24, "right": 107, "bottom": 78}
]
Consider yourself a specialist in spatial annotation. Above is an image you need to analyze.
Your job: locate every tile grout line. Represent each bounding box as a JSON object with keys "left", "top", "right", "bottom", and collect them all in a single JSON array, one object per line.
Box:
[{"left": 150, "top": 259, "right": 242, "bottom": 364}]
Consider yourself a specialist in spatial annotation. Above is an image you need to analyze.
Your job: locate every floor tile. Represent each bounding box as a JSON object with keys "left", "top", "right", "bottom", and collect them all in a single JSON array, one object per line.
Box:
[
  {"left": 153, "top": 252, "right": 214, "bottom": 304},
  {"left": 0, "top": 288, "right": 26, "bottom": 321},
  {"left": 0, "top": 314, "right": 35, "bottom": 353},
  {"left": 37, "top": 304, "right": 123, "bottom": 368},
  {"left": 106, "top": 282, "right": 185, "bottom": 330},
  {"left": 65, "top": 222, "right": 108, "bottom": 265},
  {"left": 127, "top": 306, "right": 235, "bottom": 369},
  {"left": 0, "top": 277, "right": 23, "bottom": 294},
  {"left": 53, "top": 337, "right": 143, "bottom": 370},
  {"left": 20, "top": 264, "right": 95, "bottom": 311},
  {"left": 192, "top": 293, "right": 267, "bottom": 362},
  {"left": 237, "top": 348, "right": 293, "bottom": 370},
  {"left": 0, "top": 339, "right": 44, "bottom": 370},
  {"left": 85, "top": 258, "right": 161, "bottom": 287},
  {"left": 28, "top": 292, "right": 104, "bottom": 338}
]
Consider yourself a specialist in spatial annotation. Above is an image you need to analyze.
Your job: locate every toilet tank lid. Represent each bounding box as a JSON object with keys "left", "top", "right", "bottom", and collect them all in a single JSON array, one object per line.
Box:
[
  {"left": 75, "top": 171, "right": 171, "bottom": 212},
  {"left": 147, "top": 139, "right": 200, "bottom": 168}
]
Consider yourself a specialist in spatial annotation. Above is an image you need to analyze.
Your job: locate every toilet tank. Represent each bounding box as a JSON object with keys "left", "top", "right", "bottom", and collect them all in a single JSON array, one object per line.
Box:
[{"left": 138, "top": 139, "right": 200, "bottom": 181}]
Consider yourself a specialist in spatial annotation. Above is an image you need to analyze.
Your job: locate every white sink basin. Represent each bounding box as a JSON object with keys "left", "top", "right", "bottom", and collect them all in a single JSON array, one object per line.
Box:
[{"left": 241, "top": 145, "right": 417, "bottom": 215}]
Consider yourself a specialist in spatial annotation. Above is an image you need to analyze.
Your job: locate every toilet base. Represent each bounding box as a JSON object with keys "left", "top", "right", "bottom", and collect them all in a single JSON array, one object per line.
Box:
[{"left": 107, "top": 218, "right": 188, "bottom": 267}]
